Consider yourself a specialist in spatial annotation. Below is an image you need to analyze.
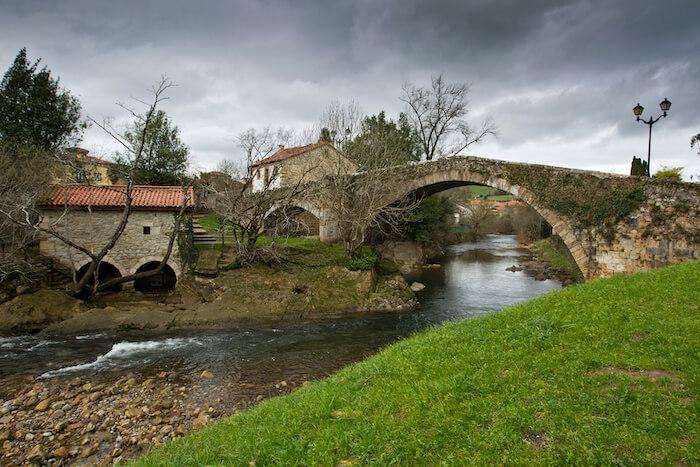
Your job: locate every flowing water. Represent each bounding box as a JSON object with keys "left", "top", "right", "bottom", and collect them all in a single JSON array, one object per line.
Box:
[{"left": 0, "top": 235, "right": 561, "bottom": 389}]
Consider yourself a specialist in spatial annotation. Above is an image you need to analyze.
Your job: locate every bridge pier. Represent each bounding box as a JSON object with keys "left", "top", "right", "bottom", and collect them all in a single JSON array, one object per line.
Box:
[{"left": 319, "top": 218, "right": 342, "bottom": 243}]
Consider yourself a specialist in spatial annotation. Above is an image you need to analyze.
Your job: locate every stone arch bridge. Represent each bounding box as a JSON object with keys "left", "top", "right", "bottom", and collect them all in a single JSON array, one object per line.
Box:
[{"left": 270, "top": 156, "right": 700, "bottom": 279}]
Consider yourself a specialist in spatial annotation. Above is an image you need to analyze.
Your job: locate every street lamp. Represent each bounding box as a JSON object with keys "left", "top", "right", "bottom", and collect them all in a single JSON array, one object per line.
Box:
[{"left": 633, "top": 98, "right": 671, "bottom": 176}]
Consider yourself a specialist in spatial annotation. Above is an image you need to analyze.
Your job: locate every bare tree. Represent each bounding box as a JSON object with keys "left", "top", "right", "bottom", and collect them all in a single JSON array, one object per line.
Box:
[
  {"left": 205, "top": 128, "right": 315, "bottom": 262},
  {"left": 317, "top": 99, "right": 364, "bottom": 147},
  {"left": 325, "top": 147, "right": 419, "bottom": 254},
  {"left": 237, "top": 127, "right": 294, "bottom": 164},
  {"left": 463, "top": 202, "right": 496, "bottom": 240},
  {"left": 0, "top": 77, "right": 192, "bottom": 297},
  {"left": 0, "top": 144, "right": 57, "bottom": 285},
  {"left": 401, "top": 74, "right": 496, "bottom": 160}
]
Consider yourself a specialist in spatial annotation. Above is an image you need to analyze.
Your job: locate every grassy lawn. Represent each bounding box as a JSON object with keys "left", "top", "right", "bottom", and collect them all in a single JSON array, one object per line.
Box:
[
  {"left": 137, "top": 261, "right": 700, "bottom": 465},
  {"left": 195, "top": 213, "right": 228, "bottom": 232}
]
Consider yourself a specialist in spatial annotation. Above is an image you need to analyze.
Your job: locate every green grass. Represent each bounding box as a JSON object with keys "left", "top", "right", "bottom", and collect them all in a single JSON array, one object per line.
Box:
[
  {"left": 195, "top": 213, "right": 229, "bottom": 232},
  {"left": 255, "top": 236, "right": 378, "bottom": 270},
  {"left": 467, "top": 185, "right": 516, "bottom": 201},
  {"left": 487, "top": 194, "right": 517, "bottom": 201},
  {"left": 530, "top": 237, "right": 585, "bottom": 282},
  {"left": 137, "top": 262, "right": 700, "bottom": 465}
]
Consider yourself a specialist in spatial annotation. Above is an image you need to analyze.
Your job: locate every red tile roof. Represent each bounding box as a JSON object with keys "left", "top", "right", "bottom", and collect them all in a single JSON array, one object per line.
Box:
[
  {"left": 250, "top": 142, "right": 334, "bottom": 167},
  {"left": 40, "top": 185, "right": 194, "bottom": 210}
]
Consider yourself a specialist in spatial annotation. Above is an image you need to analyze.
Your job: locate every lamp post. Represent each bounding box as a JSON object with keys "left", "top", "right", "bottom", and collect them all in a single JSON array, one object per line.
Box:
[{"left": 632, "top": 98, "right": 671, "bottom": 176}]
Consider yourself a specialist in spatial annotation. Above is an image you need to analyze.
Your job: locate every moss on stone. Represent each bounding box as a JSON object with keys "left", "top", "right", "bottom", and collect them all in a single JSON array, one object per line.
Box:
[{"left": 504, "top": 165, "right": 647, "bottom": 230}]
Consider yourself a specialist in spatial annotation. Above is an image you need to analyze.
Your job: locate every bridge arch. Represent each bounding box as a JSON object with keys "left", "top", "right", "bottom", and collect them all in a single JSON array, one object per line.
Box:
[
  {"left": 378, "top": 169, "right": 590, "bottom": 277},
  {"left": 263, "top": 201, "right": 325, "bottom": 237}
]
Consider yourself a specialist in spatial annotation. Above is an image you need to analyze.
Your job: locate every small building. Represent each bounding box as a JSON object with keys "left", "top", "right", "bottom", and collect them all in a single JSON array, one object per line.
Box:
[
  {"left": 38, "top": 184, "right": 194, "bottom": 291},
  {"left": 58, "top": 147, "right": 114, "bottom": 186},
  {"left": 249, "top": 142, "right": 357, "bottom": 192}
]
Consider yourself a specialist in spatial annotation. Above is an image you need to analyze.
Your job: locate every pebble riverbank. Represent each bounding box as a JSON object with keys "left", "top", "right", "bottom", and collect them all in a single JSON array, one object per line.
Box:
[{"left": 0, "top": 370, "right": 302, "bottom": 465}]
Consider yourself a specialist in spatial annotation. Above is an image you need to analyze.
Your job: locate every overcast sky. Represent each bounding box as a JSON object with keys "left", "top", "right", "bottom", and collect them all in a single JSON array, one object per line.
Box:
[{"left": 1, "top": 0, "right": 698, "bottom": 177}]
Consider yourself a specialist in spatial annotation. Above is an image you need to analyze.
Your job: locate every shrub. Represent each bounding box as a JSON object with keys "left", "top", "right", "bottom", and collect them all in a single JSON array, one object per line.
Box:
[
  {"left": 653, "top": 166, "right": 683, "bottom": 182},
  {"left": 347, "top": 246, "right": 379, "bottom": 271}
]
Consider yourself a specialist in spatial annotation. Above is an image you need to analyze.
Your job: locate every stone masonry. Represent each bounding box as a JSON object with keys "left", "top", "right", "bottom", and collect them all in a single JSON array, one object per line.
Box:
[{"left": 39, "top": 210, "right": 183, "bottom": 278}]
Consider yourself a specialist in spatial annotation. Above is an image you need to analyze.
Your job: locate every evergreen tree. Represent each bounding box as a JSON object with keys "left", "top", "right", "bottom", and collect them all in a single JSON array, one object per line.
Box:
[
  {"left": 0, "top": 48, "right": 85, "bottom": 152},
  {"left": 344, "top": 111, "right": 422, "bottom": 170},
  {"left": 109, "top": 110, "right": 189, "bottom": 185},
  {"left": 630, "top": 156, "right": 649, "bottom": 176}
]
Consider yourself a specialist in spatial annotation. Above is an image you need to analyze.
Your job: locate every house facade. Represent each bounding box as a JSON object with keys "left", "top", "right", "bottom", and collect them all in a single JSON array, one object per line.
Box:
[
  {"left": 250, "top": 142, "right": 357, "bottom": 192},
  {"left": 58, "top": 147, "right": 114, "bottom": 186},
  {"left": 38, "top": 185, "right": 194, "bottom": 290}
]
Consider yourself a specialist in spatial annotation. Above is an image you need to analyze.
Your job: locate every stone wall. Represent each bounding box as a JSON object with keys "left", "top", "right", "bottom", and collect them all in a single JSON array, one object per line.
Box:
[
  {"left": 590, "top": 183, "right": 700, "bottom": 276},
  {"left": 280, "top": 146, "right": 357, "bottom": 187},
  {"left": 39, "top": 209, "right": 182, "bottom": 277}
]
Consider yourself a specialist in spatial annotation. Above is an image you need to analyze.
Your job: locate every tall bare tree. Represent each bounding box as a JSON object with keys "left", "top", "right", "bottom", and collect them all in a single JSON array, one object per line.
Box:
[
  {"left": 401, "top": 74, "right": 496, "bottom": 160},
  {"left": 0, "top": 78, "right": 192, "bottom": 297}
]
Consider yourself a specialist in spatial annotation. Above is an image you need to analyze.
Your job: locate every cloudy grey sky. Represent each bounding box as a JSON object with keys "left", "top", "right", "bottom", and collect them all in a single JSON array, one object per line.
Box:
[{"left": 1, "top": 0, "right": 698, "bottom": 177}]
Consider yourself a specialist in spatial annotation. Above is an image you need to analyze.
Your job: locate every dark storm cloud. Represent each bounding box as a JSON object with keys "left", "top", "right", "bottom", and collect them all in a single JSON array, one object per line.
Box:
[{"left": 0, "top": 0, "right": 698, "bottom": 175}]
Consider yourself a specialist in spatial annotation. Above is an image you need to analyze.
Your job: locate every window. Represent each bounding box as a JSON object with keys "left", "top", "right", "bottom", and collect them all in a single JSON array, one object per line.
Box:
[
  {"left": 143, "top": 226, "right": 151, "bottom": 235},
  {"left": 94, "top": 172, "right": 102, "bottom": 182}
]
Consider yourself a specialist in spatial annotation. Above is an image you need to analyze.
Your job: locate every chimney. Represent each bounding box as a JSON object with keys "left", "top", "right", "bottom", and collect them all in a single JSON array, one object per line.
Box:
[{"left": 277, "top": 144, "right": 285, "bottom": 151}]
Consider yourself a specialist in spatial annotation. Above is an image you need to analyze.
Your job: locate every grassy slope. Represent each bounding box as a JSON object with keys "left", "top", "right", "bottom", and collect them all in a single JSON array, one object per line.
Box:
[
  {"left": 137, "top": 262, "right": 700, "bottom": 466},
  {"left": 530, "top": 237, "right": 585, "bottom": 282}
]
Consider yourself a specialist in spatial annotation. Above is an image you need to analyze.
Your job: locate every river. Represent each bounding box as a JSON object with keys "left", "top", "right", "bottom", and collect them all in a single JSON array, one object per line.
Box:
[
  {"left": 0, "top": 234, "right": 565, "bottom": 463},
  {"left": 0, "top": 235, "right": 560, "bottom": 386}
]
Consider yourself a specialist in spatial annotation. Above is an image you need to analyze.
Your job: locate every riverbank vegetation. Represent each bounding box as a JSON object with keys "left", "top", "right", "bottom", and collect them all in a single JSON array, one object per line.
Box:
[
  {"left": 138, "top": 261, "right": 700, "bottom": 465},
  {"left": 525, "top": 237, "right": 584, "bottom": 284}
]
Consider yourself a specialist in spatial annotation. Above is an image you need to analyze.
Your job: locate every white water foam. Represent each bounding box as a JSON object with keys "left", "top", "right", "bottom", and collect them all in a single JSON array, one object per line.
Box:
[
  {"left": 75, "top": 333, "right": 107, "bottom": 340},
  {"left": 0, "top": 336, "right": 34, "bottom": 349},
  {"left": 40, "top": 337, "right": 203, "bottom": 378},
  {"left": 28, "top": 340, "right": 58, "bottom": 351}
]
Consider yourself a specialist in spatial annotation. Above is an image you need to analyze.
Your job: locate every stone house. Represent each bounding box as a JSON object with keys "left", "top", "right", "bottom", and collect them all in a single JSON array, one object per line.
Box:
[
  {"left": 249, "top": 142, "right": 357, "bottom": 192},
  {"left": 58, "top": 147, "right": 114, "bottom": 186},
  {"left": 38, "top": 184, "right": 194, "bottom": 291}
]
